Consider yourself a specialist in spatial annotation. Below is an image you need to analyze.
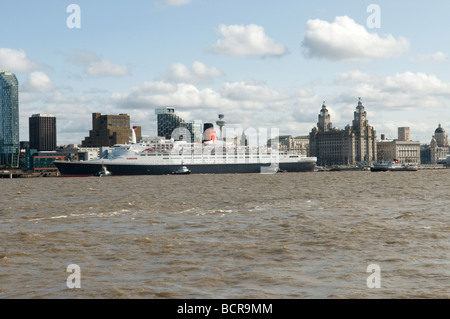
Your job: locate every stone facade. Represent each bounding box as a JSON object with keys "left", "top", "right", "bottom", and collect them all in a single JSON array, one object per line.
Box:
[
  {"left": 377, "top": 129, "right": 421, "bottom": 164},
  {"left": 269, "top": 135, "right": 309, "bottom": 156},
  {"left": 429, "top": 124, "right": 450, "bottom": 164},
  {"left": 309, "top": 99, "right": 377, "bottom": 166}
]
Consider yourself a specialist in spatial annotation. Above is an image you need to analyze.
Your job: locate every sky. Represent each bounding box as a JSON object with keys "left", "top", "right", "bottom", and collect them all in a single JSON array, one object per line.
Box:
[{"left": 2, "top": 0, "right": 450, "bottom": 145}]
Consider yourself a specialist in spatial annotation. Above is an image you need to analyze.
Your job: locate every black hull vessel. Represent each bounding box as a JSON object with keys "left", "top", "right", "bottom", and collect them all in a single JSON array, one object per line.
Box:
[
  {"left": 54, "top": 161, "right": 316, "bottom": 177},
  {"left": 54, "top": 130, "right": 317, "bottom": 177}
]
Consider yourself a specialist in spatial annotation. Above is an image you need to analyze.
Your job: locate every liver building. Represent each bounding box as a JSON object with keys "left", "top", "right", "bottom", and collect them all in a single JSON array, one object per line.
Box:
[{"left": 309, "top": 98, "right": 377, "bottom": 166}]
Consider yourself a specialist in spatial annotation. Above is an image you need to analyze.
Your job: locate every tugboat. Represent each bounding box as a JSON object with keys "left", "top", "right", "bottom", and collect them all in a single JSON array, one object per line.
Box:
[
  {"left": 173, "top": 165, "right": 191, "bottom": 175},
  {"left": 94, "top": 165, "right": 112, "bottom": 177}
]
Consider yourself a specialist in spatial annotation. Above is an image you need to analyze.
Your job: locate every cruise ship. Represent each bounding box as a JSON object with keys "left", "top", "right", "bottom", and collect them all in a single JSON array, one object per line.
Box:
[{"left": 54, "top": 129, "right": 317, "bottom": 176}]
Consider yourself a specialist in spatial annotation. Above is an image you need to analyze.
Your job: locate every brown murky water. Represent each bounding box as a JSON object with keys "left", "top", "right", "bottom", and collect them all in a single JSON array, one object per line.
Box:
[{"left": 1, "top": 170, "right": 449, "bottom": 298}]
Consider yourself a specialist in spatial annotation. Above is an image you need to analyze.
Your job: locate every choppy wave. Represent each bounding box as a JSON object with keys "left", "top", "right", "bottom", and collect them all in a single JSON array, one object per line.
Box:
[{"left": 1, "top": 171, "right": 450, "bottom": 298}]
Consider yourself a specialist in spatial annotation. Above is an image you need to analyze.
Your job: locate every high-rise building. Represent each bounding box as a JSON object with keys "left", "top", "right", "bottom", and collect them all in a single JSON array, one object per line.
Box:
[
  {"left": 29, "top": 114, "right": 57, "bottom": 151},
  {"left": 309, "top": 99, "right": 377, "bottom": 166},
  {"left": 0, "top": 71, "right": 19, "bottom": 167},
  {"left": 155, "top": 107, "right": 185, "bottom": 140},
  {"left": 81, "top": 113, "right": 135, "bottom": 147}
]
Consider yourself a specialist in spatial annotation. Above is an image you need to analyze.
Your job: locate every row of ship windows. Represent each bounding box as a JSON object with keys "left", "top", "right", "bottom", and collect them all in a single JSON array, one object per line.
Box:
[{"left": 139, "top": 154, "right": 279, "bottom": 158}]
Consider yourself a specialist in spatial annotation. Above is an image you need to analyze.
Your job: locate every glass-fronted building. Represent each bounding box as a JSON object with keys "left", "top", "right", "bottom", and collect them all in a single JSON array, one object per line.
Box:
[
  {"left": 155, "top": 107, "right": 185, "bottom": 140},
  {"left": 155, "top": 107, "right": 205, "bottom": 143},
  {"left": 186, "top": 120, "right": 203, "bottom": 143},
  {"left": 0, "top": 71, "right": 19, "bottom": 168}
]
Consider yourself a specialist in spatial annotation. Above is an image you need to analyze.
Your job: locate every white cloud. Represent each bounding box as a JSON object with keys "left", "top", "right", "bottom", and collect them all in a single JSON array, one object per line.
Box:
[
  {"left": 211, "top": 24, "right": 287, "bottom": 57},
  {"left": 302, "top": 16, "right": 410, "bottom": 61},
  {"left": 220, "top": 80, "right": 282, "bottom": 101},
  {"left": 111, "top": 79, "right": 292, "bottom": 112},
  {"left": 336, "top": 71, "right": 450, "bottom": 96},
  {"left": 385, "top": 72, "right": 450, "bottom": 94},
  {"left": 334, "top": 71, "right": 450, "bottom": 113},
  {"left": 22, "top": 71, "right": 54, "bottom": 92},
  {"left": 163, "top": 61, "right": 224, "bottom": 83},
  {"left": 417, "top": 51, "right": 448, "bottom": 64},
  {"left": 67, "top": 50, "right": 130, "bottom": 77},
  {"left": 0, "top": 48, "right": 40, "bottom": 73},
  {"left": 112, "top": 81, "right": 231, "bottom": 110}
]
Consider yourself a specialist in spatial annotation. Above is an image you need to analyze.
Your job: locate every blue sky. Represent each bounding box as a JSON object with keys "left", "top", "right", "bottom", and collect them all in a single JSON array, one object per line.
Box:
[{"left": 2, "top": 0, "right": 450, "bottom": 144}]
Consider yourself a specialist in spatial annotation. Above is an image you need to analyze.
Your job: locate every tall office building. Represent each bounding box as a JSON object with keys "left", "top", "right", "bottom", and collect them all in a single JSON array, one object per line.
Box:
[
  {"left": 0, "top": 71, "right": 19, "bottom": 167},
  {"left": 155, "top": 107, "right": 185, "bottom": 140},
  {"left": 82, "top": 113, "right": 136, "bottom": 147},
  {"left": 29, "top": 114, "right": 57, "bottom": 151}
]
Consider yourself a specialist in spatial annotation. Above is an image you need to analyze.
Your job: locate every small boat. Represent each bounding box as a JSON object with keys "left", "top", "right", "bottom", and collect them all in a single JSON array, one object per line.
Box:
[
  {"left": 371, "top": 160, "right": 418, "bottom": 172},
  {"left": 94, "top": 165, "right": 112, "bottom": 177},
  {"left": 173, "top": 165, "right": 191, "bottom": 175}
]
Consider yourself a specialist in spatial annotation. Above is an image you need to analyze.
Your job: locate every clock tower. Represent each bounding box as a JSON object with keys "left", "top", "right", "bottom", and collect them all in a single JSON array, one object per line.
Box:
[
  {"left": 351, "top": 98, "right": 376, "bottom": 162},
  {"left": 352, "top": 97, "right": 368, "bottom": 129},
  {"left": 317, "top": 101, "right": 332, "bottom": 132}
]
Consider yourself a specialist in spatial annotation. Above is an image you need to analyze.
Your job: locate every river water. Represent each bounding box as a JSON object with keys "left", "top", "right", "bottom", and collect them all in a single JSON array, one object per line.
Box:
[{"left": 0, "top": 170, "right": 449, "bottom": 298}]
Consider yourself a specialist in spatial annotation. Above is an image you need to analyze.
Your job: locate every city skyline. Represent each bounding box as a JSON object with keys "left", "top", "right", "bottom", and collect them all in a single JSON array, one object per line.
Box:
[{"left": 2, "top": 1, "right": 450, "bottom": 145}]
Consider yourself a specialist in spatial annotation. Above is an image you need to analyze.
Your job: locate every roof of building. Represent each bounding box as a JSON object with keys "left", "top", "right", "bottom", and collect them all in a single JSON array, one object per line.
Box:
[{"left": 435, "top": 123, "right": 445, "bottom": 134}]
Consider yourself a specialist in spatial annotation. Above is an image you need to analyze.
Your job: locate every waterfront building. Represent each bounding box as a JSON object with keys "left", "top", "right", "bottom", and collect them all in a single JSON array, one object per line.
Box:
[
  {"left": 81, "top": 113, "right": 138, "bottom": 147},
  {"left": 155, "top": 107, "right": 185, "bottom": 140},
  {"left": 309, "top": 99, "right": 377, "bottom": 166},
  {"left": 424, "top": 124, "right": 450, "bottom": 164},
  {"left": 26, "top": 149, "right": 78, "bottom": 173},
  {"left": 185, "top": 120, "right": 203, "bottom": 143},
  {"left": 155, "top": 107, "right": 206, "bottom": 143},
  {"left": 268, "top": 135, "right": 309, "bottom": 156},
  {"left": 292, "top": 136, "right": 309, "bottom": 156},
  {"left": 77, "top": 147, "right": 102, "bottom": 161},
  {"left": 398, "top": 127, "right": 410, "bottom": 142},
  {"left": 0, "top": 71, "right": 19, "bottom": 168},
  {"left": 377, "top": 128, "right": 421, "bottom": 164},
  {"left": 29, "top": 114, "right": 57, "bottom": 151}
]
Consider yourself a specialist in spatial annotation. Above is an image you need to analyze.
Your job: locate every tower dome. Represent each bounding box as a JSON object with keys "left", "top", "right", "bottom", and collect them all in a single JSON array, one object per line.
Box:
[{"left": 435, "top": 123, "right": 445, "bottom": 134}]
